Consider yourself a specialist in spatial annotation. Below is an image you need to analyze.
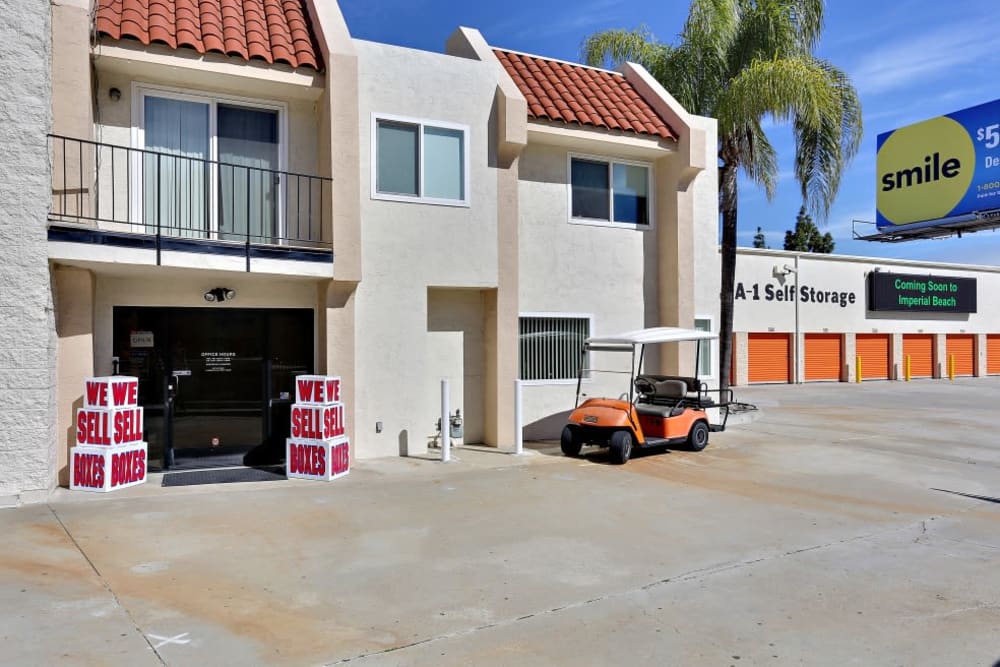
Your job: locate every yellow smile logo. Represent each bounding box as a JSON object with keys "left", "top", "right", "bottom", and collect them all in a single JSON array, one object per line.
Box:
[{"left": 877, "top": 116, "right": 975, "bottom": 226}]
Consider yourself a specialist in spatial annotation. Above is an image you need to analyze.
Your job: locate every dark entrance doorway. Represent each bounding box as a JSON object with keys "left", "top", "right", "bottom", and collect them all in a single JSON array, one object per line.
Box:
[{"left": 112, "top": 307, "right": 314, "bottom": 470}]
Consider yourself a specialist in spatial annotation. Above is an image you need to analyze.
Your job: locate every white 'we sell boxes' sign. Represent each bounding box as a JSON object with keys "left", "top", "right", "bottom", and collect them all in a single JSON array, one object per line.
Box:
[
  {"left": 286, "top": 375, "right": 350, "bottom": 482},
  {"left": 70, "top": 376, "right": 149, "bottom": 493}
]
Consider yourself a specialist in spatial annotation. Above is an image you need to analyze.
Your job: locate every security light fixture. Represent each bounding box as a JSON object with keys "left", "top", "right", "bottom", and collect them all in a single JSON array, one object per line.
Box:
[
  {"left": 109, "top": 87, "right": 121, "bottom": 101},
  {"left": 203, "top": 287, "right": 236, "bottom": 303}
]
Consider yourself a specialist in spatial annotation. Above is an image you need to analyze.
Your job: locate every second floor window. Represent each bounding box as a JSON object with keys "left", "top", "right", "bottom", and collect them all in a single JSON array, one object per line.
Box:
[
  {"left": 374, "top": 116, "right": 469, "bottom": 206},
  {"left": 570, "top": 156, "right": 651, "bottom": 227}
]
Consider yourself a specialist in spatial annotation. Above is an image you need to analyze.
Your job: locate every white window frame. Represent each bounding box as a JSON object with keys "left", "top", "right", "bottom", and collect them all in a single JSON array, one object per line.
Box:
[
  {"left": 370, "top": 112, "right": 471, "bottom": 207},
  {"left": 130, "top": 82, "right": 289, "bottom": 240},
  {"left": 518, "top": 312, "right": 594, "bottom": 386},
  {"left": 567, "top": 152, "right": 654, "bottom": 230},
  {"left": 694, "top": 316, "right": 716, "bottom": 381}
]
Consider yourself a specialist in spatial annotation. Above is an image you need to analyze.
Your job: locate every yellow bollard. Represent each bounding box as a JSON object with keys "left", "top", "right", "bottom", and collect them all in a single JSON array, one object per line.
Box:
[
  {"left": 949, "top": 354, "right": 955, "bottom": 381},
  {"left": 856, "top": 355, "right": 862, "bottom": 383},
  {"left": 905, "top": 355, "right": 911, "bottom": 382}
]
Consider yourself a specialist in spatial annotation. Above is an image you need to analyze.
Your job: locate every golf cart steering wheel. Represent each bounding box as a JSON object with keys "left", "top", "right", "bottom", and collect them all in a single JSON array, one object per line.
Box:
[{"left": 634, "top": 376, "right": 655, "bottom": 395}]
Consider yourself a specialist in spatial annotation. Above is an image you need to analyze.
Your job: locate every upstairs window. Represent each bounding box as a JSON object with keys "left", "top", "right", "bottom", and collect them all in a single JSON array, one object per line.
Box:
[
  {"left": 374, "top": 115, "right": 469, "bottom": 206},
  {"left": 570, "top": 156, "right": 651, "bottom": 227}
]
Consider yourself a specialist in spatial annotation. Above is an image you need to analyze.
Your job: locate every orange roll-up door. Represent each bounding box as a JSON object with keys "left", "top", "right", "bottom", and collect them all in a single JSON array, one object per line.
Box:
[
  {"left": 903, "top": 334, "right": 934, "bottom": 378},
  {"left": 748, "top": 333, "right": 790, "bottom": 384},
  {"left": 945, "top": 334, "right": 974, "bottom": 376},
  {"left": 988, "top": 335, "right": 1000, "bottom": 375},
  {"left": 804, "top": 334, "right": 842, "bottom": 381},
  {"left": 855, "top": 334, "right": 891, "bottom": 380}
]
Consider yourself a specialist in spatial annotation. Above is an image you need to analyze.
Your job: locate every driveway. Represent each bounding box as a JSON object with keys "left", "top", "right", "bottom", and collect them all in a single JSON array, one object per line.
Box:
[{"left": 2, "top": 378, "right": 998, "bottom": 666}]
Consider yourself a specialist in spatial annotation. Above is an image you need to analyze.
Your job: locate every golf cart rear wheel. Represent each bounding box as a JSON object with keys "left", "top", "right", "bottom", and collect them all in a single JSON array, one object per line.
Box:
[
  {"left": 609, "top": 430, "right": 633, "bottom": 464},
  {"left": 687, "top": 420, "right": 709, "bottom": 452},
  {"left": 560, "top": 426, "right": 582, "bottom": 457}
]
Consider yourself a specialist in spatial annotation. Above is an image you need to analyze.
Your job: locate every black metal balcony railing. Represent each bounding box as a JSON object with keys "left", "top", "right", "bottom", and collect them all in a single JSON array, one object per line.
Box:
[{"left": 48, "top": 135, "right": 333, "bottom": 265}]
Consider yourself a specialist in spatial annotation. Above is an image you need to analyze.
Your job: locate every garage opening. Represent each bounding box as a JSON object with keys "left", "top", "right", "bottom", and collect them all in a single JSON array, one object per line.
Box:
[
  {"left": 945, "top": 334, "right": 975, "bottom": 377},
  {"left": 988, "top": 335, "right": 1000, "bottom": 375},
  {"left": 804, "top": 333, "right": 842, "bottom": 381},
  {"left": 747, "top": 332, "right": 790, "bottom": 384},
  {"left": 902, "top": 334, "right": 934, "bottom": 378},
  {"left": 855, "top": 334, "right": 891, "bottom": 380}
]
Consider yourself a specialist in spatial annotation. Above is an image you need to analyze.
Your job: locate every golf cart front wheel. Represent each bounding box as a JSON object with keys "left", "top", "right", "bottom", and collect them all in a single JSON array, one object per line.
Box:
[
  {"left": 560, "top": 426, "right": 582, "bottom": 457},
  {"left": 687, "top": 421, "right": 709, "bottom": 452},
  {"left": 609, "top": 430, "right": 633, "bottom": 464}
]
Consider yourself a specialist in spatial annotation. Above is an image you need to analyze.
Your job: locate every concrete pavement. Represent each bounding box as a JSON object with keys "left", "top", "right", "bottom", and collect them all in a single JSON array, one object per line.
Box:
[{"left": 2, "top": 378, "right": 999, "bottom": 666}]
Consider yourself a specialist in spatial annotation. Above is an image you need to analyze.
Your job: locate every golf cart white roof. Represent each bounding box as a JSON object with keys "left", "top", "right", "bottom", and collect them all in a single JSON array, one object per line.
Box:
[{"left": 586, "top": 327, "right": 717, "bottom": 346}]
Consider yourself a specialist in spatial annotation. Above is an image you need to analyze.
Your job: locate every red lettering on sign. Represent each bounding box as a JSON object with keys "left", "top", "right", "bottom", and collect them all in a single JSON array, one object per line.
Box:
[
  {"left": 73, "top": 452, "right": 105, "bottom": 489},
  {"left": 112, "top": 408, "right": 142, "bottom": 445},
  {"left": 325, "top": 378, "right": 341, "bottom": 403},
  {"left": 323, "top": 404, "right": 345, "bottom": 438},
  {"left": 331, "top": 442, "right": 349, "bottom": 475},
  {"left": 289, "top": 443, "right": 328, "bottom": 476},
  {"left": 296, "top": 378, "right": 315, "bottom": 403},
  {"left": 85, "top": 381, "right": 107, "bottom": 407},
  {"left": 109, "top": 448, "right": 147, "bottom": 487}
]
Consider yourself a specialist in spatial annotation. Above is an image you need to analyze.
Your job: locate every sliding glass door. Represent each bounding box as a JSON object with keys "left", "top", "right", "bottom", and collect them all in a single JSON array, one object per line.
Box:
[
  {"left": 143, "top": 96, "right": 210, "bottom": 237},
  {"left": 141, "top": 91, "right": 281, "bottom": 243},
  {"left": 217, "top": 104, "right": 280, "bottom": 244}
]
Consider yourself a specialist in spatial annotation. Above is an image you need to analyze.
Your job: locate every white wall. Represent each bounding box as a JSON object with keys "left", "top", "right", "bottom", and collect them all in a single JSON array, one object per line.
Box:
[
  {"left": 353, "top": 40, "right": 500, "bottom": 457},
  {"left": 0, "top": 0, "right": 55, "bottom": 501},
  {"left": 689, "top": 114, "right": 721, "bottom": 383},
  {"left": 516, "top": 142, "right": 659, "bottom": 437},
  {"left": 734, "top": 249, "right": 1000, "bottom": 334}
]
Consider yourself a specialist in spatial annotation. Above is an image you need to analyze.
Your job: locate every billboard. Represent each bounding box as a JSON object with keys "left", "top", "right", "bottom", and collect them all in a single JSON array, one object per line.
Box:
[
  {"left": 867, "top": 272, "right": 977, "bottom": 313},
  {"left": 876, "top": 97, "right": 1000, "bottom": 230}
]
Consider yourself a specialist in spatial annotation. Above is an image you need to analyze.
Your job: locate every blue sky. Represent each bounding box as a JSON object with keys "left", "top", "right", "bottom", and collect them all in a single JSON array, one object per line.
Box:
[{"left": 340, "top": 0, "right": 1000, "bottom": 265}]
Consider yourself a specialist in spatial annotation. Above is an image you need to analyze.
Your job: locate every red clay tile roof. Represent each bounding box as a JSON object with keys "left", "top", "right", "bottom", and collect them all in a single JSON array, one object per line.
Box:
[
  {"left": 95, "top": 0, "right": 322, "bottom": 71},
  {"left": 494, "top": 48, "right": 676, "bottom": 141}
]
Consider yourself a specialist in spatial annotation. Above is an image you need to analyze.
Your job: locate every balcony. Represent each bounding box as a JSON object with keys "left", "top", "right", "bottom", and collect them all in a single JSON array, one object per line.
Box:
[{"left": 48, "top": 135, "right": 333, "bottom": 273}]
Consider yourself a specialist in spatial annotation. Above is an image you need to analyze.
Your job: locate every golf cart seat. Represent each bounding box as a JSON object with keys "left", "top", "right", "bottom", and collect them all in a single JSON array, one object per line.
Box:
[{"left": 634, "top": 378, "right": 687, "bottom": 418}]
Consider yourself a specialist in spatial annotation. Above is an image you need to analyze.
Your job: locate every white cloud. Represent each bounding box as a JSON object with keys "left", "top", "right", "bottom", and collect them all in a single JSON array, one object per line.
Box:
[{"left": 850, "top": 21, "right": 1000, "bottom": 96}]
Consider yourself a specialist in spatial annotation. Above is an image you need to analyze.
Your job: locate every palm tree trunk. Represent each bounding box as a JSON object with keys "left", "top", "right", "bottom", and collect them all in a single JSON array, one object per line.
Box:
[{"left": 719, "top": 158, "right": 738, "bottom": 398}]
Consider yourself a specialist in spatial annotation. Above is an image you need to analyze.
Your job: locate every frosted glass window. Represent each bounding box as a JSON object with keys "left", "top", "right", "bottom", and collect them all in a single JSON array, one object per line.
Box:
[
  {"left": 423, "top": 126, "right": 464, "bottom": 200},
  {"left": 613, "top": 163, "right": 649, "bottom": 224},
  {"left": 376, "top": 120, "right": 419, "bottom": 196}
]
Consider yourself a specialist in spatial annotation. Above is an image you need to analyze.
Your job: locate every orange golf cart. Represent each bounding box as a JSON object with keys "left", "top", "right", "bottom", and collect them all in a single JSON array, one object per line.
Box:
[{"left": 560, "top": 327, "right": 732, "bottom": 464}]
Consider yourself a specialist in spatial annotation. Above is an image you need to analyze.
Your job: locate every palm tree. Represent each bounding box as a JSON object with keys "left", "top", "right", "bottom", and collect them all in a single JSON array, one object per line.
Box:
[{"left": 583, "top": 0, "right": 861, "bottom": 394}]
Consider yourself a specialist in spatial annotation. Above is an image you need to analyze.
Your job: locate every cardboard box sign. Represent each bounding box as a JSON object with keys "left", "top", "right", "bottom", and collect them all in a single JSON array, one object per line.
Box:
[
  {"left": 83, "top": 376, "right": 139, "bottom": 409},
  {"left": 286, "top": 436, "right": 350, "bottom": 482},
  {"left": 290, "top": 403, "right": 345, "bottom": 441},
  {"left": 75, "top": 406, "right": 144, "bottom": 446},
  {"left": 70, "top": 442, "right": 148, "bottom": 493},
  {"left": 294, "top": 375, "right": 341, "bottom": 405}
]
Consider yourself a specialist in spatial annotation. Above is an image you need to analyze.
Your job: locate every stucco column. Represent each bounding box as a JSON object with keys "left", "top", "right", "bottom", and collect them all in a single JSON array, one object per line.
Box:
[
  {"left": 484, "top": 159, "right": 520, "bottom": 448},
  {"left": 976, "top": 334, "right": 987, "bottom": 377},
  {"left": 53, "top": 265, "right": 94, "bottom": 487},
  {"left": 891, "top": 333, "right": 903, "bottom": 381},
  {"left": 319, "top": 281, "right": 356, "bottom": 457},
  {"left": 934, "top": 334, "right": 946, "bottom": 379},
  {"left": 734, "top": 332, "right": 749, "bottom": 386},
  {"left": 844, "top": 334, "right": 856, "bottom": 383},
  {"left": 656, "top": 155, "right": 696, "bottom": 376}
]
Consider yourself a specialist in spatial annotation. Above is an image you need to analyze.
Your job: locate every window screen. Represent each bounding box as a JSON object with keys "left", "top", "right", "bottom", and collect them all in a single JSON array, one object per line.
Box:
[{"left": 519, "top": 316, "right": 590, "bottom": 381}]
